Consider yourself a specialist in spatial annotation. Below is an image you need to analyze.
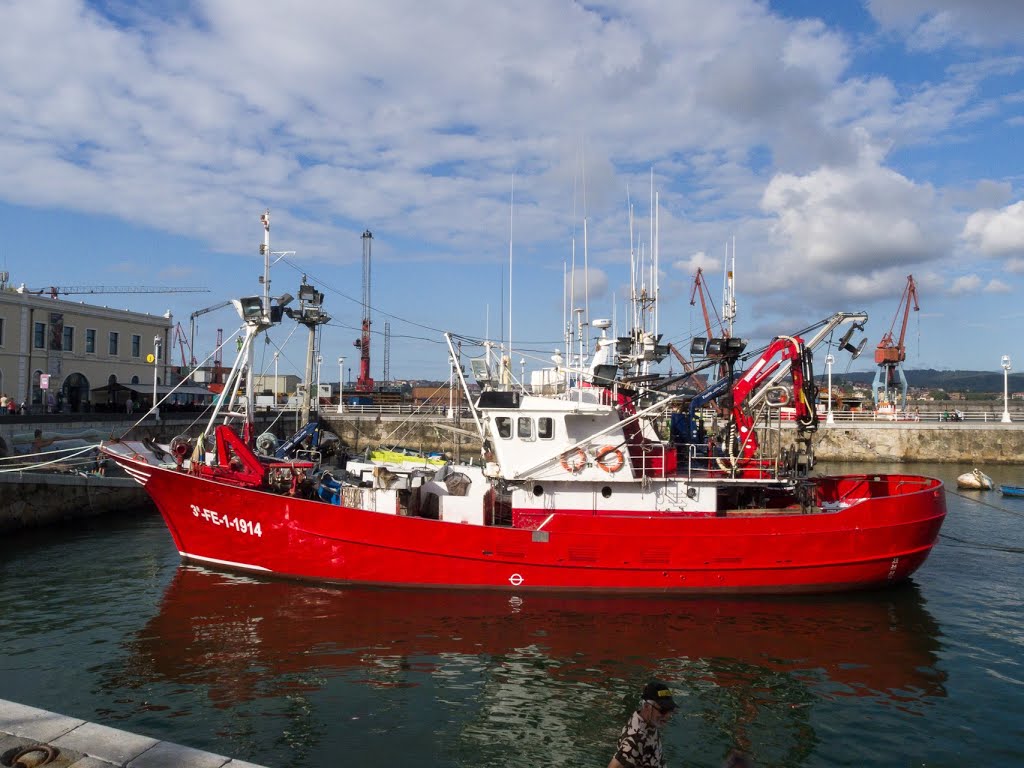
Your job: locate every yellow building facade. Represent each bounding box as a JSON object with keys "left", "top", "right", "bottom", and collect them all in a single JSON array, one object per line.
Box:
[{"left": 0, "top": 287, "right": 173, "bottom": 413}]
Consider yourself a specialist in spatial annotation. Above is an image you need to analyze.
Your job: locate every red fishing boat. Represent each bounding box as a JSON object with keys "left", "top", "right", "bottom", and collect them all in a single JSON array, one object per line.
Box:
[{"left": 101, "top": 214, "right": 946, "bottom": 594}]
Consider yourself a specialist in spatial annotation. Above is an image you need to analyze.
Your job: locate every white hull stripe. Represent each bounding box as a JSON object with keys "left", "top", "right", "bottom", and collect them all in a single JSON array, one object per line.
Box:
[
  {"left": 123, "top": 466, "right": 152, "bottom": 485},
  {"left": 183, "top": 552, "right": 272, "bottom": 572}
]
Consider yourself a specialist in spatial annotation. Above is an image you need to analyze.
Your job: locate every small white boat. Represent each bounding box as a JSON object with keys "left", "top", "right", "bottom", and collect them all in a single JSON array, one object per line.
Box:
[{"left": 956, "top": 468, "right": 993, "bottom": 490}]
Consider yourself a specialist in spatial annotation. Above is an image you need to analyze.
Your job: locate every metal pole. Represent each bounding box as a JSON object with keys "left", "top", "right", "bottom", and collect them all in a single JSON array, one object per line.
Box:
[
  {"left": 316, "top": 355, "right": 323, "bottom": 414},
  {"left": 273, "top": 352, "right": 279, "bottom": 408},
  {"left": 826, "top": 354, "right": 835, "bottom": 424},
  {"left": 1002, "top": 355, "right": 1012, "bottom": 423},
  {"left": 337, "top": 357, "right": 344, "bottom": 414}
]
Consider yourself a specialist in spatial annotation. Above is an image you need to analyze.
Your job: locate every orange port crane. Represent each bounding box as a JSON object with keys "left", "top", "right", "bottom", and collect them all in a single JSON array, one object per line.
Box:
[{"left": 872, "top": 274, "right": 919, "bottom": 411}]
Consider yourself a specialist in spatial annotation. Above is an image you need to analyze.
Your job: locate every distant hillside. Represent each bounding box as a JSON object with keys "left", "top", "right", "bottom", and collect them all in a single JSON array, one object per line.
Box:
[{"left": 825, "top": 369, "right": 1023, "bottom": 394}]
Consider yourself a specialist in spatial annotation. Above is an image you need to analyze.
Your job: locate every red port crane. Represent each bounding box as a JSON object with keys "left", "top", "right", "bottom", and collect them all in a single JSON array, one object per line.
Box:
[
  {"left": 353, "top": 230, "right": 375, "bottom": 393},
  {"left": 872, "top": 274, "right": 919, "bottom": 411}
]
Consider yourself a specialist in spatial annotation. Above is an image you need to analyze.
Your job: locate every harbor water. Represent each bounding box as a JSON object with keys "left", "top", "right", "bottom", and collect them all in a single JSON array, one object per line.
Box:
[{"left": 0, "top": 461, "right": 1021, "bottom": 767}]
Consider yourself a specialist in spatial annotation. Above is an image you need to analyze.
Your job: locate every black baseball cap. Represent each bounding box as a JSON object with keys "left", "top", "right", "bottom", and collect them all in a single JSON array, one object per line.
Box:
[{"left": 642, "top": 679, "right": 677, "bottom": 712}]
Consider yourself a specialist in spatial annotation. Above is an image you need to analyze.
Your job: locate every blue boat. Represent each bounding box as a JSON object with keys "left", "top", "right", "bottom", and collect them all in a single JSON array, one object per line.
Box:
[{"left": 999, "top": 485, "right": 1024, "bottom": 497}]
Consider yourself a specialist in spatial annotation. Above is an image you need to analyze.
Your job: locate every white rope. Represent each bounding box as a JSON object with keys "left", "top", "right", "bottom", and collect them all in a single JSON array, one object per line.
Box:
[{"left": 0, "top": 444, "right": 100, "bottom": 473}]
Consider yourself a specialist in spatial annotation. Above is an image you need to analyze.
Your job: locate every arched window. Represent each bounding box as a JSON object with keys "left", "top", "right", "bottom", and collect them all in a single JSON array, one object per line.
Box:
[
  {"left": 62, "top": 373, "right": 91, "bottom": 413},
  {"left": 131, "top": 376, "right": 140, "bottom": 385}
]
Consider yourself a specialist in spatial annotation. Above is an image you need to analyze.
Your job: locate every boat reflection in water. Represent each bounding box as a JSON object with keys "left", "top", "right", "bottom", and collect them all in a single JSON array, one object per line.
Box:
[{"left": 123, "top": 566, "right": 947, "bottom": 764}]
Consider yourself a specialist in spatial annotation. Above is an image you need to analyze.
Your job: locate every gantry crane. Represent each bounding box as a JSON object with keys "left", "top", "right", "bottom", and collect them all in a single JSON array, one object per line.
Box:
[{"left": 872, "top": 274, "right": 919, "bottom": 411}]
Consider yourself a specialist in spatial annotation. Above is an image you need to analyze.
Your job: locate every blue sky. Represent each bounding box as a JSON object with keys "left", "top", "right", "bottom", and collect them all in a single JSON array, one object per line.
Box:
[{"left": 1, "top": 0, "right": 1022, "bottom": 382}]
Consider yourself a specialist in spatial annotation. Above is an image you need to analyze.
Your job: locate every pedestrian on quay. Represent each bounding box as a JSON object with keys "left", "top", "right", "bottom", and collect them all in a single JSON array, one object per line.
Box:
[
  {"left": 608, "top": 679, "right": 678, "bottom": 768},
  {"left": 8, "top": 398, "right": 17, "bottom": 416},
  {"left": 125, "top": 397, "right": 134, "bottom": 415},
  {"left": 0, "top": 393, "right": 8, "bottom": 415}
]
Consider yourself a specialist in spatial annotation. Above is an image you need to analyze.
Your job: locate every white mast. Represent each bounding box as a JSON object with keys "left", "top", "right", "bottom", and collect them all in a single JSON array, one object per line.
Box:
[
  {"left": 508, "top": 175, "right": 514, "bottom": 375},
  {"left": 723, "top": 236, "right": 737, "bottom": 337}
]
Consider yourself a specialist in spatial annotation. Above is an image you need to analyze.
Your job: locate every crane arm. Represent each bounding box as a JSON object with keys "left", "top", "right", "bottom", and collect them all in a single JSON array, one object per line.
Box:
[
  {"left": 688, "top": 268, "right": 720, "bottom": 341},
  {"left": 895, "top": 275, "right": 919, "bottom": 354},
  {"left": 35, "top": 285, "right": 209, "bottom": 298}
]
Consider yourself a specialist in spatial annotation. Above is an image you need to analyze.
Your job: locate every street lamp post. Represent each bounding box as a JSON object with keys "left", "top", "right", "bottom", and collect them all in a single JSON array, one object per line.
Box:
[
  {"left": 337, "top": 357, "right": 345, "bottom": 414},
  {"left": 152, "top": 335, "right": 161, "bottom": 421},
  {"left": 825, "top": 353, "right": 835, "bottom": 425},
  {"left": 1002, "top": 355, "right": 1012, "bottom": 423}
]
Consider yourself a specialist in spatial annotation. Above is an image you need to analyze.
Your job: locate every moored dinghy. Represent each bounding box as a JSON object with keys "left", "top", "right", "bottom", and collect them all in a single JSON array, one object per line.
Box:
[
  {"left": 957, "top": 468, "right": 993, "bottom": 490},
  {"left": 999, "top": 484, "right": 1024, "bottom": 497}
]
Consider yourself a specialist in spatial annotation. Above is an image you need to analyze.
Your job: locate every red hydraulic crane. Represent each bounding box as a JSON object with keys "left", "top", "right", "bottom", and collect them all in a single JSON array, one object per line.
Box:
[
  {"left": 354, "top": 230, "right": 375, "bottom": 393},
  {"left": 872, "top": 274, "right": 919, "bottom": 410}
]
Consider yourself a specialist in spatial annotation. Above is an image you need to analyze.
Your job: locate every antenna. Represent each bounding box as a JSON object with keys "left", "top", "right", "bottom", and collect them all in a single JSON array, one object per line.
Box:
[{"left": 508, "top": 174, "right": 514, "bottom": 369}]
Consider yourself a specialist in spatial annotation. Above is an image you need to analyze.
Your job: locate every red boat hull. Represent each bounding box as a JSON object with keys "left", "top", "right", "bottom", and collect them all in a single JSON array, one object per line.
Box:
[{"left": 115, "top": 454, "right": 946, "bottom": 594}]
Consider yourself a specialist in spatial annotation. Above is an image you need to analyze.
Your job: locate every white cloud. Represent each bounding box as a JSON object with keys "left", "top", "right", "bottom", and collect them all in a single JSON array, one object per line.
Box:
[
  {"left": 985, "top": 278, "right": 1012, "bottom": 293},
  {"left": 672, "top": 251, "right": 720, "bottom": 276},
  {"left": 962, "top": 201, "right": 1024, "bottom": 257},
  {"left": 949, "top": 274, "right": 982, "bottom": 294},
  {"left": 867, "top": 0, "right": 1024, "bottom": 50},
  {"left": 760, "top": 141, "right": 947, "bottom": 276}
]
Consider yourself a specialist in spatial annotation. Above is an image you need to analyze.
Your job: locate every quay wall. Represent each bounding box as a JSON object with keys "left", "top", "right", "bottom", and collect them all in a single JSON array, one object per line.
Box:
[
  {"left": 3, "top": 412, "right": 1022, "bottom": 469},
  {"left": 0, "top": 698, "right": 267, "bottom": 768},
  {"left": 812, "top": 421, "right": 1024, "bottom": 464},
  {"left": 318, "top": 414, "right": 1024, "bottom": 465}
]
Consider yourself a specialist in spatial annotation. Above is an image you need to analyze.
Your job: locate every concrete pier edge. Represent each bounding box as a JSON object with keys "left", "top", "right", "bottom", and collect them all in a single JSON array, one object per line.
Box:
[{"left": 0, "top": 699, "right": 268, "bottom": 768}]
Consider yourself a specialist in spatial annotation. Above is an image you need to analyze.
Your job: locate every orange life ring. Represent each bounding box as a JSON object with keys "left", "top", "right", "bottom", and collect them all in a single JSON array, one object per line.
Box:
[
  {"left": 595, "top": 445, "right": 625, "bottom": 473},
  {"left": 560, "top": 448, "right": 587, "bottom": 473}
]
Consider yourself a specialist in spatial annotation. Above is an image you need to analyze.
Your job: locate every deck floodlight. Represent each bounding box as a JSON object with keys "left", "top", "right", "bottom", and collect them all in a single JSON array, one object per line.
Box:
[
  {"left": 232, "top": 296, "right": 264, "bottom": 323},
  {"left": 592, "top": 364, "right": 618, "bottom": 387},
  {"left": 690, "top": 337, "right": 708, "bottom": 356},
  {"left": 725, "top": 337, "right": 747, "bottom": 353},
  {"left": 278, "top": 292, "right": 294, "bottom": 307},
  {"left": 706, "top": 338, "right": 725, "bottom": 356},
  {"left": 298, "top": 284, "right": 318, "bottom": 302}
]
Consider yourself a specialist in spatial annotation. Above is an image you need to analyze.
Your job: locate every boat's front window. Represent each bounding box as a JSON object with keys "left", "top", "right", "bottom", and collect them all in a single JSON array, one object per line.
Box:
[
  {"left": 538, "top": 417, "right": 554, "bottom": 439},
  {"left": 496, "top": 416, "right": 512, "bottom": 439},
  {"left": 517, "top": 417, "right": 534, "bottom": 441}
]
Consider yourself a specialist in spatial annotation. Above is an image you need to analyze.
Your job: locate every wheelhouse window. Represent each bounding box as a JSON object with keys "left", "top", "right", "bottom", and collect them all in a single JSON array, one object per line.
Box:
[
  {"left": 495, "top": 416, "right": 512, "bottom": 439},
  {"left": 131, "top": 334, "right": 141, "bottom": 357},
  {"left": 517, "top": 417, "right": 534, "bottom": 440},
  {"left": 108, "top": 331, "right": 119, "bottom": 356},
  {"left": 538, "top": 417, "right": 554, "bottom": 439},
  {"left": 34, "top": 322, "right": 46, "bottom": 349},
  {"left": 85, "top": 329, "right": 96, "bottom": 354},
  {"left": 63, "top": 326, "right": 74, "bottom": 352}
]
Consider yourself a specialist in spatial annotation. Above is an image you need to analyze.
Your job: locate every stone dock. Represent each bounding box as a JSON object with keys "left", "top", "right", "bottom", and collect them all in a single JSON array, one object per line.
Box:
[
  {"left": 0, "top": 699, "right": 267, "bottom": 768},
  {"left": 318, "top": 413, "right": 1024, "bottom": 465}
]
